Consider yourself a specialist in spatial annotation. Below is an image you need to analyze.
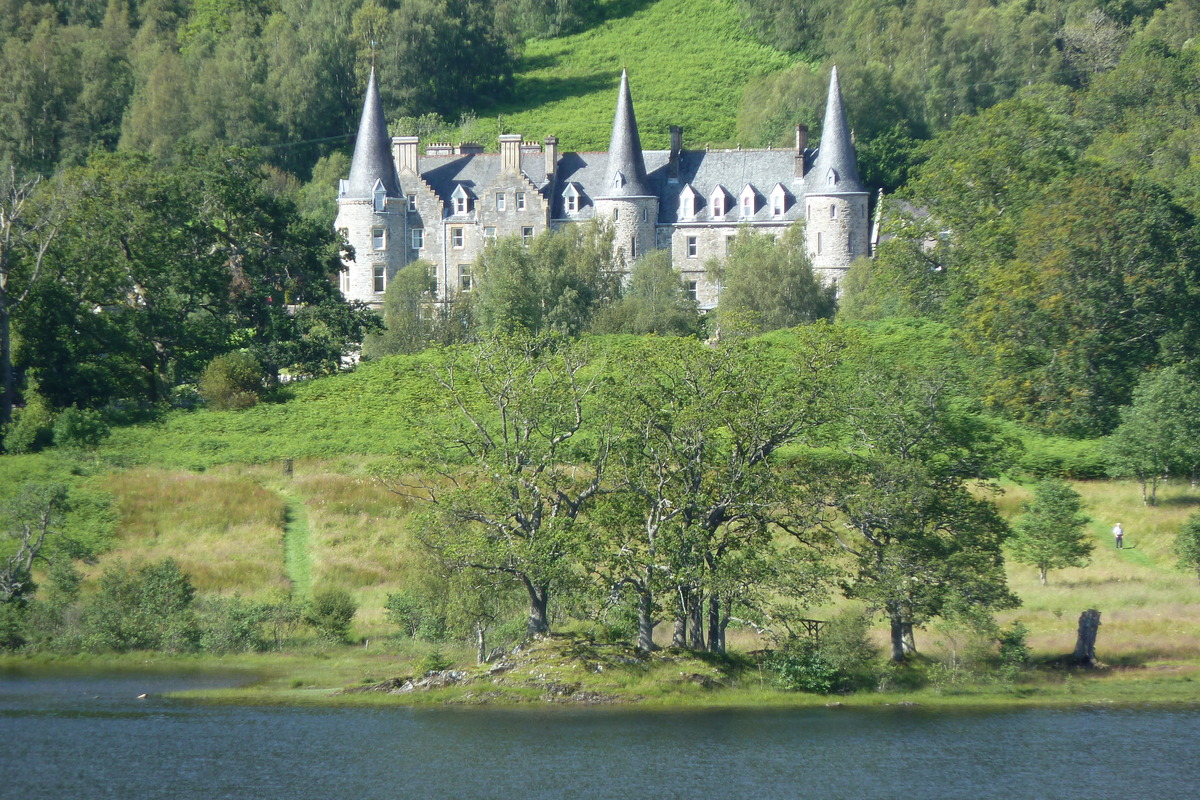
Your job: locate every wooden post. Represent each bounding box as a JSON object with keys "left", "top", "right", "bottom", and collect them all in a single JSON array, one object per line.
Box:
[
  {"left": 283, "top": 458, "right": 294, "bottom": 478},
  {"left": 1073, "top": 609, "right": 1101, "bottom": 667}
]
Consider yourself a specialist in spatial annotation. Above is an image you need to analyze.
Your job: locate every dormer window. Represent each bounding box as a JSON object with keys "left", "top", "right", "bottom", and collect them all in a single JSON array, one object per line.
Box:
[
  {"left": 562, "top": 184, "right": 581, "bottom": 214},
  {"left": 372, "top": 179, "right": 387, "bottom": 212},
  {"left": 826, "top": 169, "right": 838, "bottom": 187},
  {"left": 680, "top": 185, "right": 698, "bottom": 219},
  {"left": 710, "top": 187, "right": 728, "bottom": 218},
  {"left": 770, "top": 184, "right": 787, "bottom": 218},
  {"left": 613, "top": 171, "right": 626, "bottom": 189},
  {"left": 740, "top": 185, "right": 756, "bottom": 218},
  {"left": 451, "top": 184, "right": 470, "bottom": 215}
]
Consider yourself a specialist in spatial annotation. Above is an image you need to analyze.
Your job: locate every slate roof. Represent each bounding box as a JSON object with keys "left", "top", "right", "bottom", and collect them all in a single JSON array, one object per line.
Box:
[
  {"left": 599, "top": 70, "right": 653, "bottom": 198},
  {"left": 808, "top": 67, "right": 865, "bottom": 195},
  {"left": 344, "top": 69, "right": 401, "bottom": 198}
]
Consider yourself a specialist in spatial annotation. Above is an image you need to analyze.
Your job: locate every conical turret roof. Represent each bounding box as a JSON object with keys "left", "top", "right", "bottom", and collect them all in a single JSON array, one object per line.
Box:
[
  {"left": 345, "top": 68, "right": 400, "bottom": 199},
  {"left": 600, "top": 70, "right": 652, "bottom": 197},
  {"left": 810, "top": 67, "right": 865, "bottom": 194}
]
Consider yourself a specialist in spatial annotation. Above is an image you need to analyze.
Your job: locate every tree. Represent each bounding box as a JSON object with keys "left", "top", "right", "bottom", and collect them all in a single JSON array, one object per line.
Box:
[
  {"left": 398, "top": 335, "right": 605, "bottom": 636},
  {"left": 0, "top": 167, "right": 58, "bottom": 427},
  {"left": 1106, "top": 366, "right": 1200, "bottom": 504},
  {"left": 1010, "top": 479, "right": 1093, "bottom": 585},
  {"left": 589, "top": 250, "right": 700, "bottom": 337},
  {"left": 709, "top": 226, "right": 835, "bottom": 335},
  {"left": 361, "top": 259, "right": 445, "bottom": 358},
  {"left": 595, "top": 328, "right": 849, "bottom": 652},
  {"left": 1175, "top": 512, "right": 1200, "bottom": 584},
  {"left": 789, "top": 323, "right": 1018, "bottom": 661},
  {"left": 473, "top": 222, "right": 619, "bottom": 338},
  {"left": 1, "top": 483, "right": 70, "bottom": 605}
]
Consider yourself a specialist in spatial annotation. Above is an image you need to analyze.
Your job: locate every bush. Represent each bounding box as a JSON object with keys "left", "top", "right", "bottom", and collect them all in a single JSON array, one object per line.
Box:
[
  {"left": 197, "top": 596, "right": 271, "bottom": 654},
  {"left": 306, "top": 588, "right": 357, "bottom": 643},
  {"left": 53, "top": 406, "right": 110, "bottom": 449},
  {"left": 81, "top": 559, "right": 199, "bottom": 652},
  {"left": 419, "top": 648, "right": 454, "bottom": 674},
  {"left": 0, "top": 603, "right": 27, "bottom": 650},
  {"left": 766, "top": 639, "right": 838, "bottom": 693},
  {"left": 199, "top": 351, "right": 267, "bottom": 411},
  {"left": 385, "top": 589, "right": 447, "bottom": 641},
  {"left": 2, "top": 393, "right": 54, "bottom": 454}
]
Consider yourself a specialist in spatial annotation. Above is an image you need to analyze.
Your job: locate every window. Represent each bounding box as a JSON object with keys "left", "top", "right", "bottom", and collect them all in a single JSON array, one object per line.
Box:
[
  {"left": 711, "top": 192, "right": 725, "bottom": 218},
  {"left": 371, "top": 228, "right": 386, "bottom": 250},
  {"left": 686, "top": 281, "right": 698, "bottom": 302},
  {"left": 411, "top": 228, "right": 423, "bottom": 250},
  {"left": 407, "top": 194, "right": 417, "bottom": 212},
  {"left": 373, "top": 186, "right": 387, "bottom": 212},
  {"left": 451, "top": 227, "right": 464, "bottom": 248},
  {"left": 373, "top": 265, "right": 385, "bottom": 293},
  {"left": 566, "top": 193, "right": 578, "bottom": 213},
  {"left": 459, "top": 264, "right": 472, "bottom": 292},
  {"left": 773, "top": 197, "right": 784, "bottom": 217},
  {"left": 516, "top": 192, "right": 526, "bottom": 211},
  {"left": 830, "top": 204, "right": 837, "bottom": 220},
  {"left": 496, "top": 192, "right": 506, "bottom": 211},
  {"left": 613, "top": 208, "right": 620, "bottom": 221},
  {"left": 521, "top": 226, "right": 534, "bottom": 245},
  {"left": 642, "top": 207, "right": 648, "bottom": 222},
  {"left": 816, "top": 232, "right": 823, "bottom": 255},
  {"left": 681, "top": 194, "right": 694, "bottom": 218},
  {"left": 339, "top": 270, "right": 349, "bottom": 294},
  {"left": 454, "top": 195, "right": 467, "bottom": 215},
  {"left": 741, "top": 196, "right": 754, "bottom": 218},
  {"left": 630, "top": 236, "right": 637, "bottom": 259},
  {"left": 686, "top": 236, "right": 698, "bottom": 258},
  {"left": 484, "top": 226, "right": 496, "bottom": 242}
]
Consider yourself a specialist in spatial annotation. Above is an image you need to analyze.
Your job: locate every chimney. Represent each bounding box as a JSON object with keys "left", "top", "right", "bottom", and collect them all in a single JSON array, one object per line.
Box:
[
  {"left": 795, "top": 124, "right": 809, "bottom": 178},
  {"left": 499, "top": 133, "right": 522, "bottom": 175},
  {"left": 668, "top": 125, "right": 683, "bottom": 182},
  {"left": 393, "top": 136, "right": 419, "bottom": 175},
  {"left": 544, "top": 135, "right": 558, "bottom": 181}
]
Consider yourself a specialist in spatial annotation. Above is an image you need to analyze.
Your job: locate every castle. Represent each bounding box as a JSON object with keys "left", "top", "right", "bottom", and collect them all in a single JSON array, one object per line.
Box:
[{"left": 335, "top": 68, "right": 870, "bottom": 311}]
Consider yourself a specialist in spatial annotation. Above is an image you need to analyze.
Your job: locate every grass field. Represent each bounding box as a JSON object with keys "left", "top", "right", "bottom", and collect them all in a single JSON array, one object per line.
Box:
[{"left": 438, "top": 0, "right": 800, "bottom": 151}]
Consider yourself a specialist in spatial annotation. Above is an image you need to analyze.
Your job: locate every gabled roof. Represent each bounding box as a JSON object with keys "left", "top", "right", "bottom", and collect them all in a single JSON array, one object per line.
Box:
[
  {"left": 808, "top": 67, "right": 865, "bottom": 195},
  {"left": 345, "top": 69, "right": 400, "bottom": 199},
  {"left": 599, "top": 70, "right": 652, "bottom": 198}
]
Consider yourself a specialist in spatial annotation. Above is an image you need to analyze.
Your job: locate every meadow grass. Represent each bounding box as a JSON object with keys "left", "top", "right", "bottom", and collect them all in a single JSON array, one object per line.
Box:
[{"left": 97, "top": 468, "right": 289, "bottom": 594}]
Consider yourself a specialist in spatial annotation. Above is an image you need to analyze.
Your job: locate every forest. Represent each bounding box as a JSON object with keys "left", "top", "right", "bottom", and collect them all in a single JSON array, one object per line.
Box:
[{"left": 4, "top": 0, "right": 1200, "bottom": 696}]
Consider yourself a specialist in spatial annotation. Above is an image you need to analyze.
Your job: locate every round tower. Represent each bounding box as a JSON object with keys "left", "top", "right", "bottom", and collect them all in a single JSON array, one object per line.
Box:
[
  {"left": 335, "top": 68, "right": 406, "bottom": 307},
  {"left": 804, "top": 67, "right": 870, "bottom": 288},
  {"left": 594, "top": 70, "right": 658, "bottom": 268}
]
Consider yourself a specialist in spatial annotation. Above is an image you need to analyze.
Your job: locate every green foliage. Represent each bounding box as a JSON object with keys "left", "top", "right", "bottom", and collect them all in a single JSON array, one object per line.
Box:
[
  {"left": 1175, "top": 512, "right": 1200, "bottom": 584},
  {"left": 997, "top": 621, "right": 1031, "bottom": 674},
  {"left": 1105, "top": 366, "right": 1200, "bottom": 504},
  {"left": 196, "top": 595, "right": 271, "bottom": 654},
  {"left": 709, "top": 226, "right": 835, "bottom": 335},
  {"left": 81, "top": 558, "right": 200, "bottom": 652},
  {"left": 199, "top": 351, "right": 267, "bottom": 411},
  {"left": 305, "top": 587, "right": 357, "bottom": 643},
  {"left": 1010, "top": 479, "right": 1093, "bottom": 584},
  {"left": 590, "top": 250, "right": 701, "bottom": 337},
  {"left": 419, "top": 648, "right": 454, "bottom": 674},
  {"left": 385, "top": 588, "right": 448, "bottom": 641},
  {"left": 2, "top": 391, "right": 54, "bottom": 453},
  {"left": 361, "top": 260, "right": 460, "bottom": 359},
  {"left": 766, "top": 638, "right": 837, "bottom": 693},
  {"left": 52, "top": 406, "right": 110, "bottom": 449}
]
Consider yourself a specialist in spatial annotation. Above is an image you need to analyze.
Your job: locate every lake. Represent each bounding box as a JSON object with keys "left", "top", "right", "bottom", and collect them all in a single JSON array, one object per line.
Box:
[{"left": 2, "top": 668, "right": 1198, "bottom": 799}]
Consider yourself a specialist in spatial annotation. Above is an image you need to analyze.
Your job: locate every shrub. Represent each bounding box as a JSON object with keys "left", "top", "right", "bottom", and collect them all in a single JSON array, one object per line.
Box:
[
  {"left": 766, "top": 638, "right": 838, "bottom": 693},
  {"left": 197, "top": 596, "right": 270, "bottom": 654},
  {"left": 199, "top": 351, "right": 267, "bottom": 411},
  {"left": 53, "top": 406, "right": 111, "bottom": 449},
  {"left": 305, "top": 588, "right": 357, "bottom": 643},
  {"left": 0, "top": 603, "right": 27, "bottom": 650},
  {"left": 819, "top": 609, "right": 882, "bottom": 691},
  {"left": 419, "top": 648, "right": 454, "bottom": 674},
  {"left": 2, "top": 393, "right": 54, "bottom": 454},
  {"left": 385, "top": 589, "right": 447, "bottom": 641},
  {"left": 81, "top": 559, "right": 199, "bottom": 652}
]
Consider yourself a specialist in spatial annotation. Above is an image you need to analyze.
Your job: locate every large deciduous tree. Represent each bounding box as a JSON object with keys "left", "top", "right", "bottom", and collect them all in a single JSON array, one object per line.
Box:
[{"left": 1105, "top": 366, "right": 1200, "bottom": 505}]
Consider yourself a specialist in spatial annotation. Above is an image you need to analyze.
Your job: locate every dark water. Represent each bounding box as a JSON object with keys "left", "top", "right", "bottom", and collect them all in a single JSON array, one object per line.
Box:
[{"left": 2, "top": 669, "right": 1199, "bottom": 800}]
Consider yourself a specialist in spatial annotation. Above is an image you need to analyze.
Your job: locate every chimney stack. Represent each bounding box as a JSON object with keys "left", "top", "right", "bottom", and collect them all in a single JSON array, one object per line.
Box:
[
  {"left": 544, "top": 135, "right": 558, "bottom": 181},
  {"left": 795, "top": 124, "right": 809, "bottom": 178},
  {"left": 668, "top": 126, "right": 683, "bottom": 181},
  {"left": 393, "top": 136, "right": 419, "bottom": 175},
  {"left": 499, "top": 133, "right": 522, "bottom": 175}
]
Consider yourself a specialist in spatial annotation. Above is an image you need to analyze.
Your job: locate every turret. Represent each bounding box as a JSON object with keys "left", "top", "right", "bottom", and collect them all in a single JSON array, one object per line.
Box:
[
  {"left": 805, "top": 67, "right": 870, "bottom": 285},
  {"left": 335, "top": 68, "right": 406, "bottom": 306},
  {"left": 593, "top": 70, "right": 658, "bottom": 265}
]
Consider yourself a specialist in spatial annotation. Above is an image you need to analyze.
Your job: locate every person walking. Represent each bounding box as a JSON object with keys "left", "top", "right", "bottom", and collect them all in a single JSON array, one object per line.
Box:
[{"left": 1113, "top": 522, "right": 1124, "bottom": 549}]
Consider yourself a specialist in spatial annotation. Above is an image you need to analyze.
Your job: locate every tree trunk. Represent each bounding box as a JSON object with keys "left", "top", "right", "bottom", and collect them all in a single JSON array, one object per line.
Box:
[
  {"left": 524, "top": 582, "right": 550, "bottom": 637},
  {"left": 671, "top": 617, "right": 686, "bottom": 648},
  {"left": 687, "top": 589, "right": 704, "bottom": 651},
  {"left": 707, "top": 593, "right": 724, "bottom": 654},
  {"left": 888, "top": 606, "right": 916, "bottom": 662},
  {"left": 1073, "top": 609, "right": 1101, "bottom": 667},
  {"left": 1, "top": 301, "right": 12, "bottom": 427},
  {"left": 636, "top": 581, "right": 657, "bottom": 652},
  {"left": 1039, "top": 566, "right": 1048, "bottom": 586},
  {"left": 475, "top": 621, "right": 487, "bottom": 664}
]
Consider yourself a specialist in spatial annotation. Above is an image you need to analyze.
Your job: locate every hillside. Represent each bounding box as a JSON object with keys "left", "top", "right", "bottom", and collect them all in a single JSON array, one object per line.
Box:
[{"left": 457, "top": 0, "right": 798, "bottom": 151}]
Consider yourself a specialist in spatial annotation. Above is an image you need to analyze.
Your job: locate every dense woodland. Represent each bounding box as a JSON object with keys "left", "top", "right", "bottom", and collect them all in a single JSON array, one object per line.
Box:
[{"left": 4, "top": 1, "right": 1200, "bottom": 686}]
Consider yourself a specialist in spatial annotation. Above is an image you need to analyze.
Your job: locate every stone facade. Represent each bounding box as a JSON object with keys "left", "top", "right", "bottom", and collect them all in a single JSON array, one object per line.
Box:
[{"left": 336, "top": 68, "right": 870, "bottom": 310}]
